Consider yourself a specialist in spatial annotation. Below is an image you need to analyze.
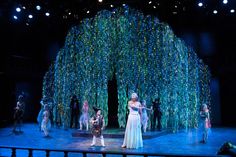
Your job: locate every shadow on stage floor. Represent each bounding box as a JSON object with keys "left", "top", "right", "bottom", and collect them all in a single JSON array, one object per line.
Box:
[
  {"left": 0, "top": 123, "right": 236, "bottom": 157},
  {"left": 72, "top": 128, "right": 168, "bottom": 139}
]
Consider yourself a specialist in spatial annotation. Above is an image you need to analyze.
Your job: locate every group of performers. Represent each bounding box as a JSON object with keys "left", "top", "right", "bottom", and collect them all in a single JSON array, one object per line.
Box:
[{"left": 12, "top": 92, "right": 211, "bottom": 148}]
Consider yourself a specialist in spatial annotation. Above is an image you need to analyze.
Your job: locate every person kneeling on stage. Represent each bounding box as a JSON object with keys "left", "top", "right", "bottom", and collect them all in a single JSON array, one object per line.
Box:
[{"left": 90, "top": 106, "right": 105, "bottom": 147}]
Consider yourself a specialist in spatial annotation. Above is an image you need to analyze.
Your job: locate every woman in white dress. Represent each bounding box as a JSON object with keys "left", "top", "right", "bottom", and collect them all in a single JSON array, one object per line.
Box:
[
  {"left": 140, "top": 100, "right": 152, "bottom": 133},
  {"left": 122, "top": 93, "right": 143, "bottom": 149},
  {"left": 79, "top": 100, "right": 89, "bottom": 131},
  {"left": 41, "top": 104, "right": 51, "bottom": 137}
]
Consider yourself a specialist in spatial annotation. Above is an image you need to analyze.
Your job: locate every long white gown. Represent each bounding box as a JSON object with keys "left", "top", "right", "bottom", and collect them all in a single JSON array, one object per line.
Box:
[{"left": 122, "top": 101, "right": 143, "bottom": 149}]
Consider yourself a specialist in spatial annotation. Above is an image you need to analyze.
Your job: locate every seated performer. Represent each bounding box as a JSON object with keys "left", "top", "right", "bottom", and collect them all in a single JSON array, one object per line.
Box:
[
  {"left": 140, "top": 100, "right": 152, "bottom": 133},
  {"left": 90, "top": 106, "right": 105, "bottom": 147},
  {"left": 79, "top": 100, "right": 89, "bottom": 131},
  {"left": 13, "top": 95, "right": 25, "bottom": 133}
]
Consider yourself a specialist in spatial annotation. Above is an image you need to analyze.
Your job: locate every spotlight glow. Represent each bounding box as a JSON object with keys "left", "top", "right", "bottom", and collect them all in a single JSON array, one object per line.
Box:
[
  {"left": 223, "top": 0, "right": 228, "bottom": 4},
  {"left": 22, "top": 6, "right": 26, "bottom": 9},
  {"left": 230, "top": 9, "right": 235, "bottom": 13},
  {"left": 122, "top": 4, "right": 126, "bottom": 7},
  {"left": 153, "top": 5, "right": 156, "bottom": 9},
  {"left": 28, "top": 14, "right": 33, "bottom": 18},
  {"left": 36, "top": 5, "right": 41, "bottom": 10},
  {"left": 13, "top": 15, "right": 18, "bottom": 20},
  {"left": 45, "top": 12, "right": 50, "bottom": 16},
  {"left": 213, "top": 10, "right": 218, "bottom": 14},
  {"left": 110, "top": 4, "right": 114, "bottom": 8},
  {"left": 98, "top": 0, "right": 103, "bottom": 2},
  {"left": 198, "top": 2, "right": 203, "bottom": 7},
  {"left": 86, "top": 10, "right": 90, "bottom": 14},
  {"left": 149, "top": 1, "right": 152, "bottom": 4},
  {"left": 16, "top": 7, "right": 21, "bottom": 12}
]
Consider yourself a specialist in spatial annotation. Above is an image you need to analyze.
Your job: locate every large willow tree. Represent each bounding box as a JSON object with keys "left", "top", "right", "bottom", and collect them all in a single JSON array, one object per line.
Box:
[{"left": 42, "top": 7, "right": 211, "bottom": 132}]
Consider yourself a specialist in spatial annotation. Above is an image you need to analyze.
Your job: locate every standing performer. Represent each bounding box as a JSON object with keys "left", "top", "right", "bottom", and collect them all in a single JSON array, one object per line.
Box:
[
  {"left": 56, "top": 103, "right": 64, "bottom": 128},
  {"left": 41, "top": 104, "right": 51, "bottom": 137},
  {"left": 13, "top": 95, "right": 25, "bottom": 133},
  {"left": 122, "top": 93, "right": 143, "bottom": 149},
  {"left": 37, "top": 96, "right": 47, "bottom": 131},
  {"left": 200, "top": 103, "right": 211, "bottom": 143},
  {"left": 152, "top": 98, "right": 162, "bottom": 131},
  {"left": 90, "top": 106, "right": 105, "bottom": 147},
  {"left": 79, "top": 100, "right": 89, "bottom": 131},
  {"left": 140, "top": 100, "right": 152, "bottom": 133},
  {"left": 70, "top": 95, "right": 79, "bottom": 129}
]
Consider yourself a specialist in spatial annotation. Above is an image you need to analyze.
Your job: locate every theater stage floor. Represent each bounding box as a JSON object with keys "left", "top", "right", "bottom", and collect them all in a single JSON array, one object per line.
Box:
[{"left": 0, "top": 123, "right": 236, "bottom": 157}]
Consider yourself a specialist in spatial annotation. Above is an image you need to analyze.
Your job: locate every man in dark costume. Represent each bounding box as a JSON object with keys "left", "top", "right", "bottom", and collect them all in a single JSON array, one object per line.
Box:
[
  {"left": 90, "top": 106, "right": 105, "bottom": 147},
  {"left": 152, "top": 98, "right": 162, "bottom": 131},
  {"left": 70, "top": 95, "right": 79, "bottom": 128}
]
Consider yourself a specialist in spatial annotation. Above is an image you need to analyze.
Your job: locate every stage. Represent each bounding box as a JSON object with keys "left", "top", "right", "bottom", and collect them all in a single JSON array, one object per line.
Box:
[
  {"left": 72, "top": 128, "right": 168, "bottom": 139},
  {"left": 0, "top": 123, "right": 236, "bottom": 157}
]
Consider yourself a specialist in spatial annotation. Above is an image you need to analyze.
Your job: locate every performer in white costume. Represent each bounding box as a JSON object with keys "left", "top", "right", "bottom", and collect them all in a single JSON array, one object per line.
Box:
[
  {"left": 79, "top": 100, "right": 89, "bottom": 131},
  {"left": 122, "top": 93, "right": 143, "bottom": 149}
]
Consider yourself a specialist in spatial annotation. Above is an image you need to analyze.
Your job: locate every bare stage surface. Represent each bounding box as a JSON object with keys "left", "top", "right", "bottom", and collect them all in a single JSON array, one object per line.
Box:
[{"left": 0, "top": 123, "right": 236, "bottom": 157}]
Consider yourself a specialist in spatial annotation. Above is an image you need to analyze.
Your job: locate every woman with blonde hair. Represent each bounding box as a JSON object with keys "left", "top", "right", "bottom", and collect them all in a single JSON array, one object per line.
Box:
[{"left": 122, "top": 93, "right": 143, "bottom": 149}]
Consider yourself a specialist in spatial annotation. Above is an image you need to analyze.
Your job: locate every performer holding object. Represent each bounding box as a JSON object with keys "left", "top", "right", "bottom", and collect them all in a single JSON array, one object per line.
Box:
[{"left": 90, "top": 106, "right": 105, "bottom": 147}]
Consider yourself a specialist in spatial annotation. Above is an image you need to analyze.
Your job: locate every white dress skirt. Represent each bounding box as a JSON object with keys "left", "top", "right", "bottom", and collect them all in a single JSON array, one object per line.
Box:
[{"left": 122, "top": 103, "right": 143, "bottom": 149}]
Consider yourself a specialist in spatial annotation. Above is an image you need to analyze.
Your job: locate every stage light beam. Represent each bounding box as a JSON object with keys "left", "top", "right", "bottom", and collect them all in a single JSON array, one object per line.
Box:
[
  {"left": 223, "top": 0, "right": 228, "bottom": 4},
  {"left": 198, "top": 2, "right": 203, "bottom": 7},
  {"left": 13, "top": 15, "right": 18, "bottom": 20},
  {"left": 16, "top": 7, "right": 21, "bottom": 12},
  {"left": 28, "top": 14, "right": 33, "bottom": 19},
  {"left": 36, "top": 5, "right": 41, "bottom": 10},
  {"left": 45, "top": 12, "right": 50, "bottom": 16}
]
